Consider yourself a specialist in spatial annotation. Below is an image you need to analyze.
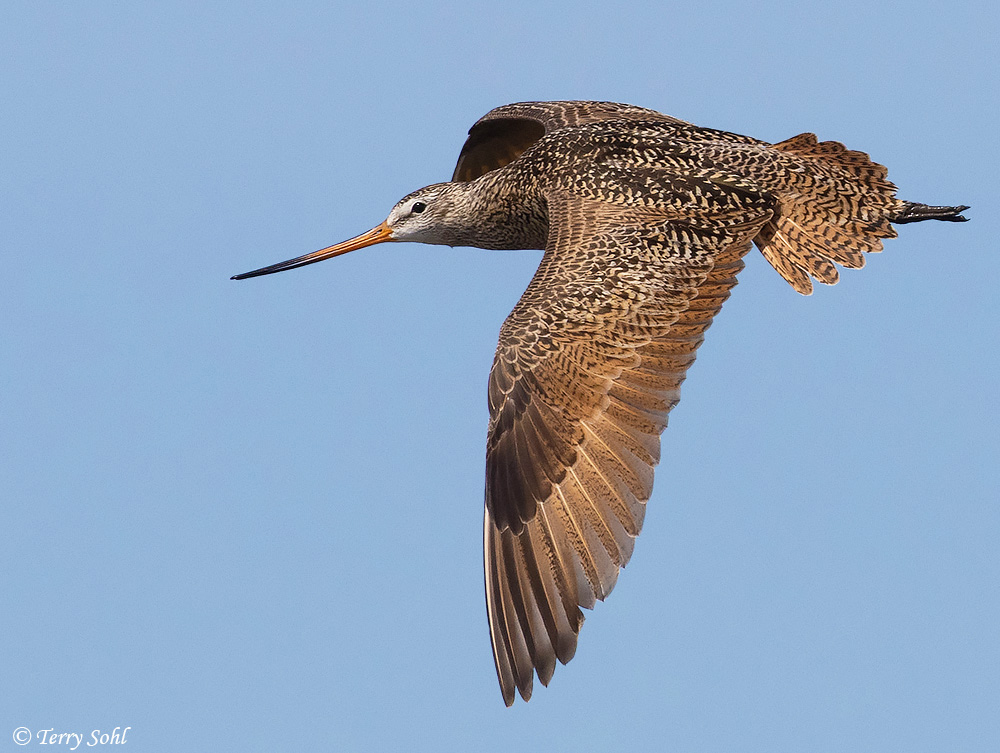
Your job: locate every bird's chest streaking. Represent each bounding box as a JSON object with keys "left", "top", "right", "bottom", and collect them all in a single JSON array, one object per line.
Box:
[{"left": 453, "top": 171, "right": 551, "bottom": 251}]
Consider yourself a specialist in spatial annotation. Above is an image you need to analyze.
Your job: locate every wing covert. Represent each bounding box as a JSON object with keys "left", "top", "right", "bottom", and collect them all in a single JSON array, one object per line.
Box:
[{"left": 453, "top": 101, "right": 690, "bottom": 182}]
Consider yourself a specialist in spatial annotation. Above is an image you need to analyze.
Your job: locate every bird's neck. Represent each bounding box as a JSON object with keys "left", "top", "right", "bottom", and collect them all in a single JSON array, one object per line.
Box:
[{"left": 449, "top": 174, "right": 549, "bottom": 251}]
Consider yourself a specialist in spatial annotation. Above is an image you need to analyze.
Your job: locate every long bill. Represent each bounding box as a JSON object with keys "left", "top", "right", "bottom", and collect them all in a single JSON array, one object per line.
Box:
[{"left": 231, "top": 221, "right": 393, "bottom": 280}]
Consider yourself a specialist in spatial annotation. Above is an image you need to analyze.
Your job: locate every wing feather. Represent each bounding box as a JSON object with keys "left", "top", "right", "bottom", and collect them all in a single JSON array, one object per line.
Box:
[
  {"left": 485, "top": 189, "right": 772, "bottom": 704},
  {"left": 454, "top": 101, "right": 690, "bottom": 182}
]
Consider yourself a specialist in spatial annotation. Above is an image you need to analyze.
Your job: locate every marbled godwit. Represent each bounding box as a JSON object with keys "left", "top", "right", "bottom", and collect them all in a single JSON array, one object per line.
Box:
[{"left": 233, "top": 101, "right": 968, "bottom": 705}]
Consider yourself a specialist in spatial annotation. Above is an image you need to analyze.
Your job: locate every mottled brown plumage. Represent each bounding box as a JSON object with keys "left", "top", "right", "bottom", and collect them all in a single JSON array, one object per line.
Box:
[{"left": 232, "top": 101, "right": 969, "bottom": 706}]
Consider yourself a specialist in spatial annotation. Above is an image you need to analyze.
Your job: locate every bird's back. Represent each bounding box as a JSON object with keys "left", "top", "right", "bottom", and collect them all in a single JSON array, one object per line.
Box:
[{"left": 500, "top": 116, "right": 948, "bottom": 294}]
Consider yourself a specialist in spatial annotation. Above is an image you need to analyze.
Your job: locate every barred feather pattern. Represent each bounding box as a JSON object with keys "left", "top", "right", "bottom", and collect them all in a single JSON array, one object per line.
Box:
[
  {"left": 484, "top": 188, "right": 769, "bottom": 704},
  {"left": 361, "top": 100, "right": 965, "bottom": 706},
  {"left": 453, "top": 103, "right": 964, "bottom": 704},
  {"left": 753, "top": 133, "right": 903, "bottom": 294},
  {"left": 232, "top": 100, "right": 966, "bottom": 707}
]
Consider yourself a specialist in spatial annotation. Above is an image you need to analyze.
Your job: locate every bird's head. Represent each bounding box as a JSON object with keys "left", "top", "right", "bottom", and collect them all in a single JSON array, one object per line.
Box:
[
  {"left": 385, "top": 183, "right": 471, "bottom": 244},
  {"left": 231, "top": 182, "right": 472, "bottom": 280}
]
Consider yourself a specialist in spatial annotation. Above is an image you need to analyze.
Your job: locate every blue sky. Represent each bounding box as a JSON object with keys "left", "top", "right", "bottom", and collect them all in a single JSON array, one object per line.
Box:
[{"left": 2, "top": 1, "right": 997, "bottom": 751}]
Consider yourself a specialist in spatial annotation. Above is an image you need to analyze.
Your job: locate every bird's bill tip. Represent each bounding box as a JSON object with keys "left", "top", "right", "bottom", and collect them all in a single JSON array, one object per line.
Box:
[{"left": 231, "top": 221, "right": 394, "bottom": 280}]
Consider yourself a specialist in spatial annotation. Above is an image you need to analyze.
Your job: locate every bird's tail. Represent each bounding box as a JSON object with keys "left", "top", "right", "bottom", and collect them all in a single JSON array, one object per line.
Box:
[{"left": 753, "top": 132, "right": 968, "bottom": 295}]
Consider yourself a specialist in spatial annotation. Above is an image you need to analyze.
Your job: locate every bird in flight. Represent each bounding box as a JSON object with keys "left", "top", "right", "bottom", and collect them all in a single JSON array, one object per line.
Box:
[{"left": 233, "top": 101, "right": 968, "bottom": 706}]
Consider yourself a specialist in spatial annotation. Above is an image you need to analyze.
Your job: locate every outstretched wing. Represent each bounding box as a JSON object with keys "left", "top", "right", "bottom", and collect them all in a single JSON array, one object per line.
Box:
[
  {"left": 484, "top": 189, "right": 773, "bottom": 705},
  {"left": 453, "top": 101, "right": 689, "bottom": 182}
]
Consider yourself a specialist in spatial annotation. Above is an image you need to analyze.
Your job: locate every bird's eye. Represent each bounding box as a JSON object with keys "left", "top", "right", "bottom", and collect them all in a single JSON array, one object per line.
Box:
[{"left": 411, "top": 201, "right": 426, "bottom": 214}]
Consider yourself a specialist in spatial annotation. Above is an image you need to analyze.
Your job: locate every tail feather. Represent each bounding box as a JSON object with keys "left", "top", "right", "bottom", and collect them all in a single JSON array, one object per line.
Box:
[
  {"left": 771, "top": 133, "right": 893, "bottom": 184},
  {"left": 755, "top": 133, "right": 966, "bottom": 295}
]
